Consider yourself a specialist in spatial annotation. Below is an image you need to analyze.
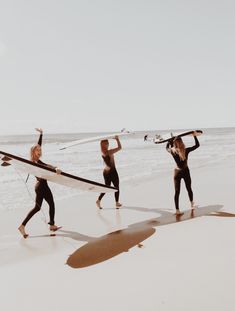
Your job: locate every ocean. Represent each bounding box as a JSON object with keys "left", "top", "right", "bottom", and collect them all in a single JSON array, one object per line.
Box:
[{"left": 0, "top": 127, "right": 234, "bottom": 210}]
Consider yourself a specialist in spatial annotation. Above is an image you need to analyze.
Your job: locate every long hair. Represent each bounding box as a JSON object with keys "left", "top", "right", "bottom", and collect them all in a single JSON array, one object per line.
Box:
[
  {"left": 173, "top": 137, "right": 186, "bottom": 161},
  {"left": 100, "top": 140, "right": 109, "bottom": 155},
  {"left": 30, "top": 144, "right": 41, "bottom": 162}
]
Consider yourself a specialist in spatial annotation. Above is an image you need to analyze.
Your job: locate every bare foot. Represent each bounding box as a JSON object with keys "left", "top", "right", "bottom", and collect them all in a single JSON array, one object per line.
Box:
[
  {"left": 49, "top": 225, "right": 62, "bottom": 232},
  {"left": 175, "top": 210, "right": 184, "bottom": 216},
  {"left": 191, "top": 201, "right": 198, "bottom": 210},
  {"left": 116, "top": 202, "right": 122, "bottom": 209},
  {"left": 96, "top": 200, "right": 102, "bottom": 209},
  {"left": 18, "top": 225, "right": 28, "bottom": 238}
]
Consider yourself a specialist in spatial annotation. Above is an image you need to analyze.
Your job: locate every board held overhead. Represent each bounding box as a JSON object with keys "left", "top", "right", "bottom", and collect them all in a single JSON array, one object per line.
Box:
[
  {"left": 154, "top": 130, "right": 203, "bottom": 144},
  {"left": 59, "top": 129, "right": 133, "bottom": 150}
]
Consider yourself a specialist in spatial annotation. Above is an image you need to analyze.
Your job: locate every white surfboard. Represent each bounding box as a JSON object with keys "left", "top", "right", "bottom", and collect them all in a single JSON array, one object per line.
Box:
[
  {"left": 0, "top": 151, "right": 117, "bottom": 193},
  {"left": 60, "top": 130, "right": 133, "bottom": 150}
]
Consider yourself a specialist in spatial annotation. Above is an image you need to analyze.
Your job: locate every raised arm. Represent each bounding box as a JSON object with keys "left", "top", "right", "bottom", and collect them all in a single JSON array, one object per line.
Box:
[
  {"left": 187, "top": 132, "right": 200, "bottom": 152},
  {"left": 166, "top": 139, "right": 174, "bottom": 153},
  {"left": 109, "top": 136, "right": 122, "bottom": 154},
  {"left": 35, "top": 128, "right": 43, "bottom": 146}
]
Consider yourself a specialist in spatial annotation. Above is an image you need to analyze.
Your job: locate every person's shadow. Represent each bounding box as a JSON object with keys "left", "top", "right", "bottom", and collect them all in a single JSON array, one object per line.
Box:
[{"left": 66, "top": 204, "right": 228, "bottom": 269}]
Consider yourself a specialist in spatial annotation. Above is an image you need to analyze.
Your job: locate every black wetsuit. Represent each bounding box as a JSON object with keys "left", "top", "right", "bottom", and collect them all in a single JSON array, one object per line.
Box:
[
  {"left": 166, "top": 136, "right": 200, "bottom": 210},
  {"left": 22, "top": 134, "right": 55, "bottom": 226},
  {"left": 98, "top": 154, "right": 120, "bottom": 202}
]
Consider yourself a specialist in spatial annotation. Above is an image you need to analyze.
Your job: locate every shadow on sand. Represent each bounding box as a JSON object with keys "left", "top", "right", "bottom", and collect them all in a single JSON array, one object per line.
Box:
[{"left": 66, "top": 204, "right": 227, "bottom": 268}]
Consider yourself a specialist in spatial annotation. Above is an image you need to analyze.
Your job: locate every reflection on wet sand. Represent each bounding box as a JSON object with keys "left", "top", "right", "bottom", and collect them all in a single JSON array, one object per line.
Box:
[
  {"left": 67, "top": 204, "right": 225, "bottom": 268},
  {"left": 67, "top": 226, "right": 155, "bottom": 268}
]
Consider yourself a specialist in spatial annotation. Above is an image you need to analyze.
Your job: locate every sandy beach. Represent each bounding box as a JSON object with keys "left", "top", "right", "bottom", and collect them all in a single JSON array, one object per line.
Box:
[
  {"left": 1, "top": 0, "right": 234, "bottom": 309},
  {"left": 0, "top": 154, "right": 234, "bottom": 311}
]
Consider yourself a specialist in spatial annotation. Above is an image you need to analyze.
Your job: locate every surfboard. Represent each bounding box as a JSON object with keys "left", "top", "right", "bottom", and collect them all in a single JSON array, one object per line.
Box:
[
  {"left": 154, "top": 130, "right": 203, "bottom": 144},
  {"left": 60, "top": 130, "right": 133, "bottom": 150},
  {"left": 0, "top": 151, "right": 117, "bottom": 193}
]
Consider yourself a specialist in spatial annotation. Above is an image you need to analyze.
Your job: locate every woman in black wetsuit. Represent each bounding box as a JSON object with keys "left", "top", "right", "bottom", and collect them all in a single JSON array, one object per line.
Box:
[
  {"left": 96, "top": 136, "right": 122, "bottom": 209},
  {"left": 166, "top": 132, "right": 200, "bottom": 215},
  {"left": 18, "top": 128, "right": 61, "bottom": 238}
]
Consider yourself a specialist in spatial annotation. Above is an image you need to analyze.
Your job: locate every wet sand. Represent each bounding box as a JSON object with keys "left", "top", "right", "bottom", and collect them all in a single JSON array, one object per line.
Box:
[{"left": 0, "top": 159, "right": 234, "bottom": 311}]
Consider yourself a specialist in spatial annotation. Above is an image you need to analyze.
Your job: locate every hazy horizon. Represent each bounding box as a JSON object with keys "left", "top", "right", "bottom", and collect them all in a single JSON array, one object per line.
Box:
[{"left": 0, "top": 125, "right": 234, "bottom": 138}]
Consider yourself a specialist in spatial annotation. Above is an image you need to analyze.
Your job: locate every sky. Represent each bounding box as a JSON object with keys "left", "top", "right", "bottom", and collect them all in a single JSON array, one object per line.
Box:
[{"left": 0, "top": 0, "right": 234, "bottom": 135}]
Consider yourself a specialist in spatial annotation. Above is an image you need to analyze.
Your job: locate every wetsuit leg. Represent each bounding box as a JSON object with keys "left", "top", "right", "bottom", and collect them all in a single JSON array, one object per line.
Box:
[
  {"left": 98, "top": 171, "right": 112, "bottom": 201},
  {"left": 183, "top": 168, "right": 193, "bottom": 202},
  {"left": 43, "top": 185, "right": 55, "bottom": 226},
  {"left": 174, "top": 169, "right": 182, "bottom": 210},
  {"left": 22, "top": 187, "right": 44, "bottom": 226},
  {"left": 111, "top": 169, "right": 120, "bottom": 202}
]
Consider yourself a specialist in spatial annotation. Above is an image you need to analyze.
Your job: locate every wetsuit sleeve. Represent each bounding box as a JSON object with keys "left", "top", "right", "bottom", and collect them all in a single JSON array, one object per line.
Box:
[
  {"left": 166, "top": 140, "right": 173, "bottom": 153},
  {"left": 37, "top": 134, "right": 42, "bottom": 146},
  {"left": 38, "top": 159, "right": 47, "bottom": 166},
  {"left": 187, "top": 136, "right": 200, "bottom": 153},
  {"left": 110, "top": 138, "right": 122, "bottom": 154},
  {"left": 37, "top": 160, "right": 56, "bottom": 170}
]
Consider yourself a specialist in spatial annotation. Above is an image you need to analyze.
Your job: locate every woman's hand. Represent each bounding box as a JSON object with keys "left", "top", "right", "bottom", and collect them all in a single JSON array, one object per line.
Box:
[
  {"left": 55, "top": 168, "right": 62, "bottom": 175},
  {"left": 192, "top": 131, "right": 197, "bottom": 136},
  {"left": 35, "top": 128, "right": 43, "bottom": 134}
]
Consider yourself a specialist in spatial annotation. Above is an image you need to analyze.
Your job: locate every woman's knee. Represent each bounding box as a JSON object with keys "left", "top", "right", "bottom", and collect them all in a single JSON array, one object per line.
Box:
[{"left": 33, "top": 205, "right": 41, "bottom": 213}]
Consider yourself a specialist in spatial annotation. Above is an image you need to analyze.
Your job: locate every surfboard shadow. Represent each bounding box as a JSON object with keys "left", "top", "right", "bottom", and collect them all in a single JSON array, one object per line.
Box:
[
  {"left": 66, "top": 204, "right": 223, "bottom": 269},
  {"left": 55, "top": 230, "right": 94, "bottom": 242},
  {"left": 207, "top": 211, "right": 235, "bottom": 217},
  {"left": 124, "top": 204, "right": 225, "bottom": 226},
  {"left": 66, "top": 225, "right": 155, "bottom": 269},
  {"left": 28, "top": 231, "right": 94, "bottom": 242}
]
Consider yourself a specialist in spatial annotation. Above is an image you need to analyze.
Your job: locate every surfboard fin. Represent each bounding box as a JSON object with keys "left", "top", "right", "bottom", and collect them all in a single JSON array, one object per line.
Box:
[
  {"left": 1, "top": 162, "right": 11, "bottom": 167},
  {"left": 1, "top": 156, "right": 12, "bottom": 162},
  {"left": 25, "top": 174, "right": 30, "bottom": 183},
  {"left": 155, "top": 134, "right": 163, "bottom": 141}
]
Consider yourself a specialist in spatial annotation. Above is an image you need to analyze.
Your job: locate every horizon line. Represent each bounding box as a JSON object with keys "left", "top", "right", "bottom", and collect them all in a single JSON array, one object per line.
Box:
[{"left": 0, "top": 126, "right": 234, "bottom": 137}]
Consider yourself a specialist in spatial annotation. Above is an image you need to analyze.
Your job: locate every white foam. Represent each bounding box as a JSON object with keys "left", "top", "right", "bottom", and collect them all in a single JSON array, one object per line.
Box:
[{"left": 0, "top": 128, "right": 234, "bottom": 210}]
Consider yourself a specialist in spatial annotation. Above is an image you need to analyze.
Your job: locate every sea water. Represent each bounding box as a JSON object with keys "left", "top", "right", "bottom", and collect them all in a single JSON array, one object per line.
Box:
[{"left": 0, "top": 128, "right": 234, "bottom": 210}]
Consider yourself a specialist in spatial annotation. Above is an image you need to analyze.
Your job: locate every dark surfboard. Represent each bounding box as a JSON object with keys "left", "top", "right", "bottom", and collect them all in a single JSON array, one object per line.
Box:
[{"left": 154, "top": 130, "right": 203, "bottom": 144}]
